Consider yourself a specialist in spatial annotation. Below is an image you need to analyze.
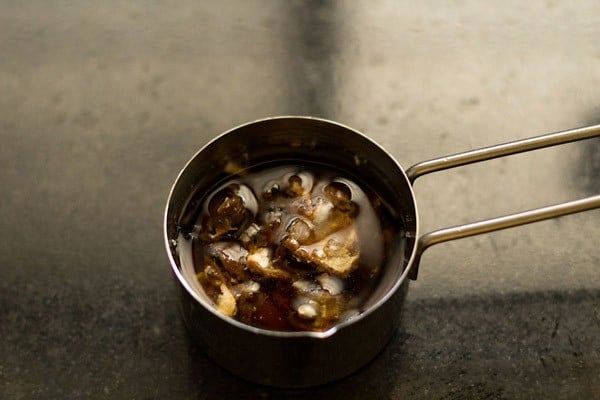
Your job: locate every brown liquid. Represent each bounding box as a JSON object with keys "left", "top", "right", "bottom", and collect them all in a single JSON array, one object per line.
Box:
[{"left": 177, "top": 162, "right": 399, "bottom": 332}]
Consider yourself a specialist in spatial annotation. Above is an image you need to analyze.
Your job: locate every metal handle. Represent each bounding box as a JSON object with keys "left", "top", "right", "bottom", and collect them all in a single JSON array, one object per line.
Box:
[{"left": 406, "top": 124, "right": 600, "bottom": 280}]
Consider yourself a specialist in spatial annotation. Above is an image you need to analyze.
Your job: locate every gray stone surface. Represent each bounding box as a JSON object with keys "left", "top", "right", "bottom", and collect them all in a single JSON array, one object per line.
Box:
[{"left": 1, "top": 1, "right": 599, "bottom": 398}]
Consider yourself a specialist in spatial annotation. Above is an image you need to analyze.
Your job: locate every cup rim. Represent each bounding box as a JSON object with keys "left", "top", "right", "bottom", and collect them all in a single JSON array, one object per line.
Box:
[{"left": 163, "top": 115, "right": 421, "bottom": 338}]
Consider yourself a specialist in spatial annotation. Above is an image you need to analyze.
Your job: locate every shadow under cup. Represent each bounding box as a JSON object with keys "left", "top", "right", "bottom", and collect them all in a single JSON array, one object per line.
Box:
[{"left": 164, "top": 116, "right": 418, "bottom": 387}]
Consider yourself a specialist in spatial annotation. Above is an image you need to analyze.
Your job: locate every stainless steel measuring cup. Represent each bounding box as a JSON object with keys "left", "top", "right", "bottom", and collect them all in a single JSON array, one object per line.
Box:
[{"left": 164, "top": 117, "right": 600, "bottom": 387}]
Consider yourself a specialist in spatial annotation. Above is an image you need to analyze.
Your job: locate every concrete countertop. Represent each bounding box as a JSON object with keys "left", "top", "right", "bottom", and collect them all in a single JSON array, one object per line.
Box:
[{"left": 1, "top": 1, "right": 599, "bottom": 398}]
